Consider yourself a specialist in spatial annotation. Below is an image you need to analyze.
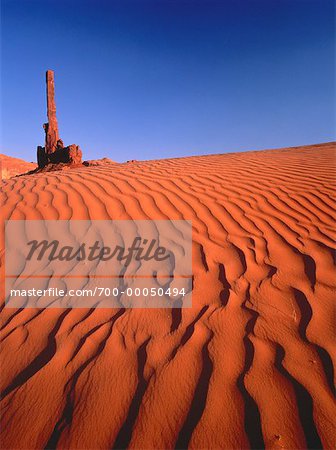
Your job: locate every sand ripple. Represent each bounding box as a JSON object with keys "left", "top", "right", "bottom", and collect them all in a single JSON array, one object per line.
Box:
[{"left": 0, "top": 143, "right": 335, "bottom": 449}]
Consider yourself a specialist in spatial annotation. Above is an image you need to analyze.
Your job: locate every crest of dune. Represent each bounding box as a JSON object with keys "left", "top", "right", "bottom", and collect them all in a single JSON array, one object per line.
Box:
[{"left": 0, "top": 154, "right": 37, "bottom": 179}]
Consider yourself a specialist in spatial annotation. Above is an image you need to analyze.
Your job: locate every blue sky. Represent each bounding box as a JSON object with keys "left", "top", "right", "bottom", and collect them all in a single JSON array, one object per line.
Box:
[{"left": 1, "top": 0, "right": 335, "bottom": 162}]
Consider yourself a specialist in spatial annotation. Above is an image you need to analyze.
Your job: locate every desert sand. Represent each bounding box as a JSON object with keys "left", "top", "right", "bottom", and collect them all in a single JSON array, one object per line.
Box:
[
  {"left": 0, "top": 142, "right": 335, "bottom": 449},
  {"left": 0, "top": 154, "right": 37, "bottom": 180}
]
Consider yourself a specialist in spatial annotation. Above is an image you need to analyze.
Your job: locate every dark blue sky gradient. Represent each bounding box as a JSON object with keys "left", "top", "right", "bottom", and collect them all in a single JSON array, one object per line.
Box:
[{"left": 1, "top": 0, "right": 335, "bottom": 162}]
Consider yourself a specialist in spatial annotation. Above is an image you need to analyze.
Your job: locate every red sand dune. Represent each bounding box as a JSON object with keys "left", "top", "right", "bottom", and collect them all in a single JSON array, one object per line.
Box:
[
  {"left": 0, "top": 154, "right": 37, "bottom": 179},
  {"left": 0, "top": 143, "right": 335, "bottom": 449}
]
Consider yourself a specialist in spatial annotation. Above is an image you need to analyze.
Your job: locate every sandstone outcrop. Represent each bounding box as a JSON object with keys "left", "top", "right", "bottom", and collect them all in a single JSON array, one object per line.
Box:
[
  {"left": 37, "top": 70, "right": 83, "bottom": 168},
  {"left": 83, "top": 157, "right": 116, "bottom": 166}
]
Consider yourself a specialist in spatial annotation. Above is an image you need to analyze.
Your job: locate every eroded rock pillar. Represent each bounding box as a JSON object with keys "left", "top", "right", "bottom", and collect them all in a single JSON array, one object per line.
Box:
[{"left": 45, "top": 70, "right": 59, "bottom": 153}]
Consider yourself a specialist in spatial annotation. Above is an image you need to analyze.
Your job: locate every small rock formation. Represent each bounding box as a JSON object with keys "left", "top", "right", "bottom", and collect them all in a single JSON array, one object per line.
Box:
[
  {"left": 83, "top": 157, "right": 116, "bottom": 166},
  {"left": 37, "top": 70, "right": 83, "bottom": 168}
]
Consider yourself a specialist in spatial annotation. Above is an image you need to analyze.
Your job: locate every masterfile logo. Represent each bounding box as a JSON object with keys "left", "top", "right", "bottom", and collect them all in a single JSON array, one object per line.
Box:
[{"left": 5, "top": 220, "right": 192, "bottom": 308}]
